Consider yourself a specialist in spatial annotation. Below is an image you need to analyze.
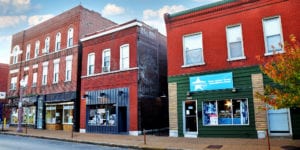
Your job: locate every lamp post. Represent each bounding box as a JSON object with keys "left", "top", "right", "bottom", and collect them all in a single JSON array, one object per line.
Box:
[{"left": 17, "top": 78, "right": 26, "bottom": 132}]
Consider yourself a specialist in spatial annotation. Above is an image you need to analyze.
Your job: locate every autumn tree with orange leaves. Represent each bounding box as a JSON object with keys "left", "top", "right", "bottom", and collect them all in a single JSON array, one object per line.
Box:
[{"left": 256, "top": 34, "right": 300, "bottom": 109}]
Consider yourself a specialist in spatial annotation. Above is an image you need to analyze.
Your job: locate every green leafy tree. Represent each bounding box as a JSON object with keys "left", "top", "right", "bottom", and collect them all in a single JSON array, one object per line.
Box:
[{"left": 256, "top": 34, "right": 300, "bottom": 109}]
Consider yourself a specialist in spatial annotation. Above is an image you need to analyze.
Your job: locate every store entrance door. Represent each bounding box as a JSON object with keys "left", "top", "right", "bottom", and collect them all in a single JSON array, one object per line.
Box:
[
  {"left": 183, "top": 100, "right": 198, "bottom": 138},
  {"left": 268, "top": 108, "right": 291, "bottom": 136}
]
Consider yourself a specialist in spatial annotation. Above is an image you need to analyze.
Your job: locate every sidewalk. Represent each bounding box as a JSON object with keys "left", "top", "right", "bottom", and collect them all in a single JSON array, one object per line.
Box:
[{"left": 1, "top": 127, "right": 300, "bottom": 150}]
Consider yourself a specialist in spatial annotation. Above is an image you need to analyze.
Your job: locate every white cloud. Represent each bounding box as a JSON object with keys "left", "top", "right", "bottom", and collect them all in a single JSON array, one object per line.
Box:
[
  {"left": 101, "top": 3, "right": 125, "bottom": 16},
  {"left": 142, "top": 5, "right": 186, "bottom": 35},
  {"left": 0, "top": 35, "right": 12, "bottom": 64},
  {"left": 0, "top": 15, "right": 26, "bottom": 28},
  {"left": 28, "top": 14, "right": 54, "bottom": 26},
  {"left": 0, "top": 0, "right": 31, "bottom": 15}
]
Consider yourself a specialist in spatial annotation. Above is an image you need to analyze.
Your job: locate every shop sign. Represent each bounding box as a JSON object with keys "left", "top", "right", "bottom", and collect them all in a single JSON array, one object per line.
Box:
[
  {"left": 189, "top": 72, "right": 233, "bottom": 91},
  {"left": 0, "top": 92, "right": 6, "bottom": 99}
]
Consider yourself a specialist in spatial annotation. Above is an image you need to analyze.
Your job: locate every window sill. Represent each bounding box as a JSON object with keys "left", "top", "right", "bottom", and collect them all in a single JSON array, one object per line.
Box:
[
  {"left": 182, "top": 63, "right": 205, "bottom": 68},
  {"left": 64, "top": 80, "right": 71, "bottom": 83},
  {"left": 227, "top": 56, "right": 246, "bottom": 61},
  {"left": 264, "top": 51, "right": 284, "bottom": 56}
]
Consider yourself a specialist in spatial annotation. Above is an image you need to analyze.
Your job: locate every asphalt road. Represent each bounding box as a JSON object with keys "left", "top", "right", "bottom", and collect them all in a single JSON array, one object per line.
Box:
[{"left": 0, "top": 134, "right": 134, "bottom": 150}]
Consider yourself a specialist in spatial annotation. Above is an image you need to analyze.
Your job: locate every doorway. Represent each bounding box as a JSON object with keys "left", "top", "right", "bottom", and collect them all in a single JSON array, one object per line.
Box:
[
  {"left": 183, "top": 100, "right": 198, "bottom": 138},
  {"left": 118, "top": 107, "right": 127, "bottom": 133}
]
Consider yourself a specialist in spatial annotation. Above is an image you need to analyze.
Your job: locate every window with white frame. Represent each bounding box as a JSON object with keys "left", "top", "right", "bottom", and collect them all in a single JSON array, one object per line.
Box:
[
  {"left": 10, "top": 77, "right": 17, "bottom": 90},
  {"left": 263, "top": 16, "right": 283, "bottom": 54},
  {"left": 87, "top": 53, "right": 95, "bottom": 75},
  {"left": 202, "top": 99, "right": 249, "bottom": 126},
  {"left": 120, "top": 44, "right": 129, "bottom": 70},
  {"left": 183, "top": 33, "right": 204, "bottom": 66},
  {"left": 67, "top": 28, "right": 74, "bottom": 47},
  {"left": 44, "top": 36, "right": 50, "bottom": 53},
  {"left": 55, "top": 32, "right": 61, "bottom": 51},
  {"left": 26, "top": 44, "right": 31, "bottom": 61},
  {"left": 53, "top": 59, "right": 59, "bottom": 83},
  {"left": 24, "top": 75, "right": 28, "bottom": 87},
  {"left": 35, "top": 40, "right": 40, "bottom": 58},
  {"left": 102, "top": 49, "right": 110, "bottom": 72},
  {"left": 32, "top": 72, "right": 37, "bottom": 87},
  {"left": 42, "top": 63, "right": 48, "bottom": 85},
  {"left": 226, "top": 24, "right": 245, "bottom": 60},
  {"left": 65, "top": 56, "right": 72, "bottom": 81},
  {"left": 12, "top": 46, "right": 19, "bottom": 64}
]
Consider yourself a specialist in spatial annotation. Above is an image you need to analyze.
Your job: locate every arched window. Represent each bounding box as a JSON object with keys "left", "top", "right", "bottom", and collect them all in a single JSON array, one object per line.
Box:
[
  {"left": 26, "top": 44, "right": 31, "bottom": 61},
  {"left": 12, "top": 45, "right": 19, "bottom": 64},
  {"left": 67, "top": 28, "right": 74, "bottom": 47},
  {"left": 55, "top": 32, "right": 61, "bottom": 51},
  {"left": 35, "top": 40, "right": 40, "bottom": 58}
]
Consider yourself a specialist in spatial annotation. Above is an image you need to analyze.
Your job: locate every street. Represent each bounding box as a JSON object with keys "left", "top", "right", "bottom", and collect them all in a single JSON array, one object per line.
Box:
[{"left": 0, "top": 134, "right": 134, "bottom": 150}]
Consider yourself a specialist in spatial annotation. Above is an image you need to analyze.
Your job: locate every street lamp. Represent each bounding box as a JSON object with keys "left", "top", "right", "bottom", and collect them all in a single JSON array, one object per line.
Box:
[{"left": 17, "top": 78, "right": 26, "bottom": 132}]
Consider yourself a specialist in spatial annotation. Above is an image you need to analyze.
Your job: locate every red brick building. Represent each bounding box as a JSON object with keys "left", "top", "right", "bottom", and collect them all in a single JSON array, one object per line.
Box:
[
  {"left": 7, "top": 5, "right": 116, "bottom": 131},
  {"left": 164, "top": 0, "right": 300, "bottom": 138},
  {"left": 0, "top": 63, "right": 9, "bottom": 121},
  {"left": 80, "top": 20, "right": 167, "bottom": 135}
]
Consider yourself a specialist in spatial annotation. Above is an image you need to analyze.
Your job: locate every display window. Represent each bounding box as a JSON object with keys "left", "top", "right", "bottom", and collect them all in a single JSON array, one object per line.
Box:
[
  {"left": 46, "top": 106, "right": 56, "bottom": 124},
  {"left": 46, "top": 104, "right": 73, "bottom": 124},
  {"left": 24, "top": 106, "right": 36, "bottom": 124},
  {"left": 88, "top": 104, "right": 116, "bottom": 126},
  {"left": 11, "top": 108, "right": 18, "bottom": 124},
  {"left": 203, "top": 98, "right": 249, "bottom": 126},
  {"left": 63, "top": 105, "right": 74, "bottom": 124}
]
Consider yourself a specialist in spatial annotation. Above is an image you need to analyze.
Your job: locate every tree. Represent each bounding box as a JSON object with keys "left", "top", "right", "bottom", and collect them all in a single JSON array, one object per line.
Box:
[{"left": 256, "top": 34, "right": 300, "bottom": 109}]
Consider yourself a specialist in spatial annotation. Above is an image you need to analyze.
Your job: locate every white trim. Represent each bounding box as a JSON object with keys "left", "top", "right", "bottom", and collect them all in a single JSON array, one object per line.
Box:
[
  {"left": 53, "top": 58, "right": 60, "bottom": 63},
  {"left": 66, "top": 55, "right": 73, "bottom": 61},
  {"left": 10, "top": 69, "right": 19, "bottom": 74},
  {"left": 129, "top": 131, "right": 141, "bottom": 136},
  {"left": 42, "top": 61, "right": 49, "bottom": 66},
  {"left": 226, "top": 24, "right": 245, "bottom": 60},
  {"left": 183, "top": 100, "right": 198, "bottom": 138},
  {"left": 24, "top": 67, "right": 29, "bottom": 71},
  {"left": 182, "top": 32, "right": 205, "bottom": 66},
  {"left": 80, "top": 129, "right": 86, "bottom": 133},
  {"left": 81, "top": 67, "right": 139, "bottom": 78},
  {"left": 120, "top": 44, "right": 130, "bottom": 70},
  {"left": 33, "top": 64, "right": 38, "bottom": 69},
  {"left": 81, "top": 21, "right": 143, "bottom": 42},
  {"left": 87, "top": 53, "right": 95, "bottom": 76}
]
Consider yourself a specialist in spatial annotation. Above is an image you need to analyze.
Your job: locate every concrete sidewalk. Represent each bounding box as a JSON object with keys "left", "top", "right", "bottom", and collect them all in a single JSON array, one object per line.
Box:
[{"left": 1, "top": 127, "right": 300, "bottom": 150}]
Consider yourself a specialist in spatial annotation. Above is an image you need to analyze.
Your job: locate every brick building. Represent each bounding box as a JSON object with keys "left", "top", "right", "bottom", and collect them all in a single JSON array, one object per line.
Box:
[
  {"left": 0, "top": 63, "right": 9, "bottom": 121},
  {"left": 164, "top": 0, "right": 300, "bottom": 138},
  {"left": 80, "top": 20, "right": 168, "bottom": 135},
  {"left": 7, "top": 5, "right": 116, "bottom": 131}
]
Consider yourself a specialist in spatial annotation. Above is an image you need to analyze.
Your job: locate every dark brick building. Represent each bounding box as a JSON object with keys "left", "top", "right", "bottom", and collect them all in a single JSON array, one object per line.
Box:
[
  {"left": 0, "top": 63, "right": 9, "bottom": 121},
  {"left": 80, "top": 20, "right": 168, "bottom": 135},
  {"left": 164, "top": 0, "right": 300, "bottom": 138},
  {"left": 7, "top": 5, "right": 116, "bottom": 131}
]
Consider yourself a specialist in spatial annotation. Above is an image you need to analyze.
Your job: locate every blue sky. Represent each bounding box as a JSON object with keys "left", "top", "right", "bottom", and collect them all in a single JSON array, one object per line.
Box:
[{"left": 0, "top": 0, "right": 221, "bottom": 64}]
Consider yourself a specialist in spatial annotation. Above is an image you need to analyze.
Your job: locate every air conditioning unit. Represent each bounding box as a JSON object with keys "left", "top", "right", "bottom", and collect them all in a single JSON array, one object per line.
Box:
[{"left": 102, "top": 66, "right": 110, "bottom": 72}]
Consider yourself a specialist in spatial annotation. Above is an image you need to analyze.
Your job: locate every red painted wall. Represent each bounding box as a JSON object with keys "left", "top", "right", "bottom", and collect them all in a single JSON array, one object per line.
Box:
[
  {"left": 165, "top": 0, "right": 300, "bottom": 76},
  {"left": 0, "top": 63, "right": 9, "bottom": 92}
]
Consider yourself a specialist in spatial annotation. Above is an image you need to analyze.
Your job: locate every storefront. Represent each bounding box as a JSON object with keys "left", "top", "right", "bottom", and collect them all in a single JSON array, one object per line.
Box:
[{"left": 86, "top": 88, "right": 128, "bottom": 134}]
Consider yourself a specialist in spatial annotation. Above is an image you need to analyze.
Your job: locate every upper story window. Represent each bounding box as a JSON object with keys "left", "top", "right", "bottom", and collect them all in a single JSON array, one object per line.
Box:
[
  {"left": 10, "top": 77, "right": 17, "bottom": 90},
  {"left": 226, "top": 24, "right": 245, "bottom": 61},
  {"left": 32, "top": 72, "right": 37, "bottom": 87},
  {"left": 67, "top": 28, "right": 74, "bottom": 48},
  {"left": 26, "top": 44, "right": 31, "bottom": 61},
  {"left": 263, "top": 16, "right": 283, "bottom": 55},
  {"left": 65, "top": 55, "right": 72, "bottom": 82},
  {"left": 120, "top": 44, "right": 129, "bottom": 70},
  {"left": 44, "top": 36, "right": 50, "bottom": 54},
  {"left": 55, "top": 32, "right": 61, "bottom": 51},
  {"left": 102, "top": 49, "right": 110, "bottom": 72},
  {"left": 24, "top": 75, "right": 28, "bottom": 87},
  {"left": 35, "top": 40, "right": 40, "bottom": 58},
  {"left": 183, "top": 33, "right": 204, "bottom": 66},
  {"left": 42, "top": 62, "right": 48, "bottom": 85},
  {"left": 12, "top": 45, "right": 19, "bottom": 64},
  {"left": 53, "top": 59, "right": 60, "bottom": 84},
  {"left": 87, "top": 53, "right": 95, "bottom": 75}
]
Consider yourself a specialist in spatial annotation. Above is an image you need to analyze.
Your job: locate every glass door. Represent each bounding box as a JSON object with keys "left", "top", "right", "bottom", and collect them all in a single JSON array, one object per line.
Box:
[{"left": 183, "top": 100, "right": 198, "bottom": 138}]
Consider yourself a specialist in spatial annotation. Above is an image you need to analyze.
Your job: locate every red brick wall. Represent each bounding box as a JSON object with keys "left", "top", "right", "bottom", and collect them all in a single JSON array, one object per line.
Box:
[
  {"left": 165, "top": 0, "right": 300, "bottom": 76},
  {"left": 0, "top": 63, "right": 9, "bottom": 92}
]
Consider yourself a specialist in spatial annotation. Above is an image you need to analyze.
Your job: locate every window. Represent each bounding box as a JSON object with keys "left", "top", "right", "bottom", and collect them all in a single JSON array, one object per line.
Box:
[
  {"left": 263, "top": 16, "right": 283, "bottom": 55},
  {"left": 26, "top": 44, "right": 31, "bottom": 61},
  {"left": 35, "top": 40, "right": 40, "bottom": 58},
  {"left": 120, "top": 44, "right": 129, "bottom": 70},
  {"left": 88, "top": 104, "right": 116, "bottom": 126},
  {"left": 53, "top": 59, "right": 59, "bottom": 83},
  {"left": 203, "top": 99, "right": 249, "bottom": 126},
  {"left": 63, "top": 105, "right": 74, "bottom": 124},
  {"left": 46, "top": 106, "right": 56, "bottom": 124},
  {"left": 42, "top": 62, "right": 48, "bottom": 85},
  {"left": 226, "top": 24, "right": 245, "bottom": 60},
  {"left": 44, "top": 36, "right": 50, "bottom": 53},
  {"left": 65, "top": 55, "right": 72, "bottom": 81},
  {"left": 24, "top": 75, "right": 28, "bottom": 87},
  {"left": 12, "top": 45, "right": 20, "bottom": 64},
  {"left": 10, "top": 77, "right": 17, "bottom": 90},
  {"left": 67, "top": 28, "right": 74, "bottom": 47},
  {"left": 23, "top": 106, "right": 36, "bottom": 125},
  {"left": 183, "top": 33, "right": 204, "bottom": 66},
  {"left": 55, "top": 32, "right": 61, "bottom": 51},
  {"left": 102, "top": 49, "right": 110, "bottom": 72},
  {"left": 32, "top": 72, "right": 37, "bottom": 87},
  {"left": 87, "top": 53, "right": 95, "bottom": 75}
]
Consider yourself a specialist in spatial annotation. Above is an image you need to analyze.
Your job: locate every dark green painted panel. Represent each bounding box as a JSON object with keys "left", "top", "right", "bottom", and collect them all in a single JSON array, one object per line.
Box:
[{"left": 169, "top": 66, "right": 261, "bottom": 138}]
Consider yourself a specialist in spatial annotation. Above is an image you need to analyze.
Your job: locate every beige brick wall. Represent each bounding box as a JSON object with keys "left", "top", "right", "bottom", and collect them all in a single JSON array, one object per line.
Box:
[
  {"left": 251, "top": 73, "right": 267, "bottom": 131},
  {"left": 168, "top": 82, "right": 178, "bottom": 131}
]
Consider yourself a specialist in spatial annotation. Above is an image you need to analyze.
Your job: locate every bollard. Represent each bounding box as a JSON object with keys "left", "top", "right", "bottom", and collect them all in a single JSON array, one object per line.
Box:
[
  {"left": 3, "top": 118, "right": 6, "bottom": 130},
  {"left": 143, "top": 128, "right": 146, "bottom": 145}
]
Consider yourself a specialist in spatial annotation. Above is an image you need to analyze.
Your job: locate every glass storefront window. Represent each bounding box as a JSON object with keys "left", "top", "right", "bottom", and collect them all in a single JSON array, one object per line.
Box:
[
  {"left": 63, "top": 105, "right": 73, "bottom": 124},
  {"left": 24, "top": 106, "right": 36, "bottom": 125},
  {"left": 46, "top": 106, "right": 56, "bottom": 124},
  {"left": 11, "top": 108, "right": 18, "bottom": 124},
  {"left": 203, "top": 98, "right": 249, "bottom": 126},
  {"left": 88, "top": 104, "right": 116, "bottom": 126}
]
